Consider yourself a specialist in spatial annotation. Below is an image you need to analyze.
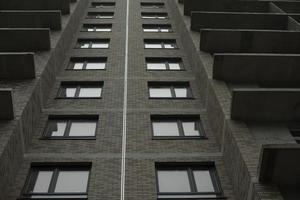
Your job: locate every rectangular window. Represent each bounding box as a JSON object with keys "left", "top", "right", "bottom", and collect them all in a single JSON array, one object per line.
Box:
[
  {"left": 82, "top": 24, "right": 112, "bottom": 32},
  {"left": 43, "top": 116, "right": 98, "bottom": 139},
  {"left": 146, "top": 57, "right": 183, "bottom": 71},
  {"left": 20, "top": 163, "right": 91, "bottom": 199},
  {"left": 143, "top": 24, "right": 172, "bottom": 33},
  {"left": 289, "top": 125, "right": 300, "bottom": 144},
  {"left": 91, "top": 2, "right": 115, "bottom": 8},
  {"left": 68, "top": 57, "right": 107, "bottom": 70},
  {"left": 151, "top": 115, "right": 205, "bottom": 138},
  {"left": 76, "top": 39, "right": 110, "bottom": 49},
  {"left": 141, "top": 12, "right": 168, "bottom": 19},
  {"left": 144, "top": 39, "right": 177, "bottom": 49},
  {"left": 86, "top": 12, "right": 114, "bottom": 19},
  {"left": 156, "top": 163, "right": 223, "bottom": 199},
  {"left": 141, "top": 2, "right": 165, "bottom": 8},
  {"left": 148, "top": 82, "right": 192, "bottom": 99},
  {"left": 57, "top": 82, "right": 103, "bottom": 98}
]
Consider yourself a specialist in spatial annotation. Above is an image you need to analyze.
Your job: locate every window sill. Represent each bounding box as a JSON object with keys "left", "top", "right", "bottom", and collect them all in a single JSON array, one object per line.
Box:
[
  {"left": 55, "top": 97, "right": 102, "bottom": 99},
  {"left": 40, "top": 137, "right": 96, "bottom": 140},
  {"left": 149, "top": 97, "right": 195, "bottom": 100}
]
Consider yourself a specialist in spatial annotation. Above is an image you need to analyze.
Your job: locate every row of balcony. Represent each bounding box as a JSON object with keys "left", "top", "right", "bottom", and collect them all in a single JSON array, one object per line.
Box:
[{"left": 0, "top": 0, "right": 75, "bottom": 120}]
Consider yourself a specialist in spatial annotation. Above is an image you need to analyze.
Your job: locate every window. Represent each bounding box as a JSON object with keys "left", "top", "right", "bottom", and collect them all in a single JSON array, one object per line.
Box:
[
  {"left": 86, "top": 12, "right": 114, "bottom": 19},
  {"left": 151, "top": 115, "right": 205, "bottom": 138},
  {"left": 143, "top": 24, "right": 172, "bottom": 32},
  {"left": 82, "top": 24, "right": 112, "bottom": 32},
  {"left": 68, "top": 57, "right": 107, "bottom": 70},
  {"left": 148, "top": 82, "right": 192, "bottom": 99},
  {"left": 20, "top": 163, "right": 91, "bottom": 199},
  {"left": 141, "top": 12, "right": 168, "bottom": 19},
  {"left": 43, "top": 116, "right": 98, "bottom": 139},
  {"left": 144, "top": 39, "right": 177, "bottom": 49},
  {"left": 156, "top": 163, "right": 223, "bottom": 199},
  {"left": 146, "top": 57, "right": 183, "bottom": 71},
  {"left": 76, "top": 39, "right": 110, "bottom": 49},
  {"left": 57, "top": 82, "right": 103, "bottom": 98},
  {"left": 91, "top": 2, "right": 115, "bottom": 8},
  {"left": 141, "top": 2, "right": 165, "bottom": 8},
  {"left": 289, "top": 125, "right": 300, "bottom": 144}
]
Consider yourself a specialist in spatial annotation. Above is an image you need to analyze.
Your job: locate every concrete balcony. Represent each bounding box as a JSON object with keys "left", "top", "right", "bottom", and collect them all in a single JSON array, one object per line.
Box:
[
  {"left": 0, "top": 53, "right": 35, "bottom": 79},
  {"left": 259, "top": 144, "right": 300, "bottom": 186},
  {"left": 0, "top": 89, "right": 14, "bottom": 120},
  {"left": 0, "top": 28, "right": 50, "bottom": 52},
  {"left": 231, "top": 88, "right": 300, "bottom": 122},
  {"left": 0, "top": 0, "right": 71, "bottom": 15},
  {"left": 200, "top": 29, "right": 300, "bottom": 54},
  {"left": 191, "top": 12, "right": 291, "bottom": 32},
  {"left": 213, "top": 53, "right": 300, "bottom": 86},
  {"left": 0, "top": 11, "right": 62, "bottom": 30}
]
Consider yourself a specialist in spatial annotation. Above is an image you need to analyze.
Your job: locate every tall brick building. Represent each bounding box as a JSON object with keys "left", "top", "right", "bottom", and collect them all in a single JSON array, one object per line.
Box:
[{"left": 0, "top": 0, "right": 299, "bottom": 199}]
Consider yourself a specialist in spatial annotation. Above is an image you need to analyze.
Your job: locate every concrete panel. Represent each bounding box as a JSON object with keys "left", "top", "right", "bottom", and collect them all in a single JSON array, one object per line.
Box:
[
  {"left": 200, "top": 29, "right": 300, "bottom": 53},
  {"left": 231, "top": 88, "right": 300, "bottom": 122},
  {"left": 0, "top": 0, "right": 70, "bottom": 15},
  {"left": 0, "top": 89, "right": 14, "bottom": 120},
  {"left": 0, "top": 28, "right": 50, "bottom": 52},
  {"left": 184, "top": 0, "right": 269, "bottom": 16},
  {"left": 259, "top": 144, "right": 300, "bottom": 186},
  {"left": 213, "top": 54, "right": 300, "bottom": 86},
  {"left": 191, "top": 12, "right": 289, "bottom": 32},
  {"left": 0, "top": 53, "right": 35, "bottom": 79},
  {"left": 0, "top": 11, "right": 61, "bottom": 30}
]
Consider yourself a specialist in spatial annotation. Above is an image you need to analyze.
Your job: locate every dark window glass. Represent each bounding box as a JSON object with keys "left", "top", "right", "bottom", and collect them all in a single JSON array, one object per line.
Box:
[
  {"left": 156, "top": 163, "right": 223, "bottom": 199},
  {"left": 86, "top": 12, "right": 114, "bottom": 19},
  {"left": 146, "top": 58, "right": 183, "bottom": 71},
  {"left": 151, "top": 115, "right": 205, "bottom": 138},
  {"left": 68, "top": 57, "right": 107, "bottom": 70},
  {"left": 44, "top": 116, "right": 98, "bottom": 139},
  {"left": 76, "top": 39, "right": 110, "bottom": 49},
  {"left": 21, "top": 164, "right": 91, "bottom": 199},
  {"left": 148, "top": 82, "right": 192, "bottom": 98},
  {"left": 141, "top": 12, "right": 168, "bottom": 19},
  {"left": 144, "top": 39, "right": 177, "bottom": 49},
  {"left": 91, "top": 2, "right": 115, "bottom": 8},
  {"left": 141, "top": 2, "right": 165, "bottom": 8},
  {"left": 57, "top": 82, "right": 103, "bottom": 98},
  {"left": 289, "top": 125, "right": 300, "bottom": 144},
  {"left": 82, "top": 24, "right": 112, "bottom": 32}
]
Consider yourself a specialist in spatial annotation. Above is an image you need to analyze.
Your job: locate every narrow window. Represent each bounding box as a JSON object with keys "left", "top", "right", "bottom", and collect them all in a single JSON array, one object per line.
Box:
[
  {"left": 82, "top": 24, "right": 112, "bottom": 32},
  {"left": 148, "top": 82, "right": 192, "bottom": 98},
  {"left": 20, "top": 163, "right": 91, "bottom": 199},
  {"left": 146, "top": 58, "right": 183, "bottom": 71},
  {"left": 144, "top": 39, "right": 177, "bottom": 49},
  {"left": 68, "top": 57, "right": 107, "bottom": 70},
  {"left": 76, "top": 39, "right": 110, "bottom": 49},
  {"left": 143, "top": 24, "right": 172, "bottom": 33},
  {"left": 91, "top": 2, "right": 115, "bottom": 8},
  {"left": 58, "top": 82, "right": 103, "bottom": 98},
  {"left": 151, "top": 115, "right": 205, "bottom": 138},
  {"left": 141, "top": 12, "right": 168, "bottom": 19},
  {"left": 141, "top": 2, "right": 165, "bottom": 8},
  {"left": 86, "top": 12, "right": 114, "bottom": 19},
  {"left": 156, "top": 163, "right": 223, "bottom": 199},
  {"left": 43, "top": 116, "right": 98, "bottom": 139}
]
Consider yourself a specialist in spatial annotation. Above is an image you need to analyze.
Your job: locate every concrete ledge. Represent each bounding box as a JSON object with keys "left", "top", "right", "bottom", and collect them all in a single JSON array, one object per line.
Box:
[
  {"left": 0, "top": 28, "right": 50, "bottom": 52},
  {"left": 191, "top": 12, "right": 289, "bottom": 32},
  {"left": 231, "top": 88, "right": 300, "bottom": 122},
  {"left": 0, "top": 0, "right": 70, "bottom": 15},
  {"left": 0, "top": 53, "right": 35, "bottom": 79},
  {"left": 259, "top": 144, "right": 300, "bottom": 185},
  {"left": 213, "top": 53, "right": 300, "bottom": 86},
  {"left": 183, "top": 0, "right": 269, "bottom": 16},
  {"left": 0, "top": 89, "right": 14, "bottom": 120},
  {"left": 200, "top": 29, "right": 300, "bottom": 53},
  {"left": 0, "top": 11, "right": 62, "bottom": 30}
]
